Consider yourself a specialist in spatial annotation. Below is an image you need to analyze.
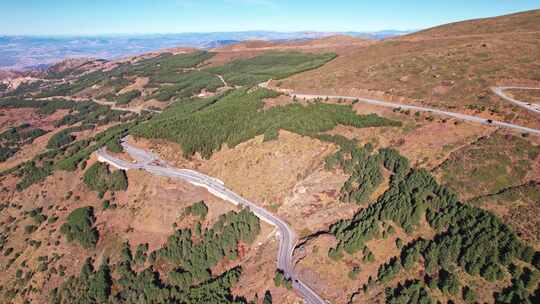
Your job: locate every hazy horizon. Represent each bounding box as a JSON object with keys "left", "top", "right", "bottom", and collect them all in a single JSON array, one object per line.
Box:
[
  {"left": 0, "top": 29, "right": 414, "bottom": 38},
  {"left": 0, "top": 1, "right": 537, "bottom": 36},
  {"left": 0, "top": 30, "right": 411, "bottom": 70}
]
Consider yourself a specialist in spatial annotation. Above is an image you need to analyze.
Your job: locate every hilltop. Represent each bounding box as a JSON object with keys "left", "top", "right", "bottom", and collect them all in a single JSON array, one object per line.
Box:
[{"left": 411, "top": 9, "right": 540, "bottom": 38}]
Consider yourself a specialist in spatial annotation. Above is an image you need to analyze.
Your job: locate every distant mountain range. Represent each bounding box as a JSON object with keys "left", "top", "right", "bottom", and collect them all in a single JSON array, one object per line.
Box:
[{"left": 0, "top": 30, "right": 413, "bottom": 70}]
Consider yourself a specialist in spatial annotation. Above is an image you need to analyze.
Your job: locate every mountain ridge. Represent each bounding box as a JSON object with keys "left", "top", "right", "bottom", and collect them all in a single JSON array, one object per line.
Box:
[{"left": 0, "top": 30, "right": 412, "bottom": 71}]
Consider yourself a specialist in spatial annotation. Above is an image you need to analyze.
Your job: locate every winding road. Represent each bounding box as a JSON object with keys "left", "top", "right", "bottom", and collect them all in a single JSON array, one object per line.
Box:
[
  {"left": 286, "top": 92, "right": 540, "bottom": 137},
  {"left": 492, "top": 86, "right": 540, "bottom": 115},
  {"left": 96, "top": 139, "right": 327, "bottom": 304},
  {"left": 93, "top": 84, "right": 540, "bottom": 304}
]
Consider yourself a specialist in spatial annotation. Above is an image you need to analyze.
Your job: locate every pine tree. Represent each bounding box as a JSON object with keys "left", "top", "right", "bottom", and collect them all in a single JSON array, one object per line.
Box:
[{"left": 263, "top": 290, "right": 272, "bottom": 304}]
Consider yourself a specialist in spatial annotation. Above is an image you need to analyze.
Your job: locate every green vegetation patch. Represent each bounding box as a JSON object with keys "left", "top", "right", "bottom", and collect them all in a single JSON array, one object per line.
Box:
[
  {"left": 47, "top": 125, "right": 94, "bottom": 149},
  {"left": 0, "top": 98, "right": 132, "bottom": 128},
  {"left": 55, "top": 121, "right": 135, "bottom": 171},
  {"left": 0, "top": 124, "right": 47, "bottom": 162},
  {"left": 26, "top": 207, "right": 48, "bottom": 225},
  {"left": 4, "top": 116, "right": 141, "bottom": 191},
  {"left": 328, "top": 145, "right": 540, "bottom": 303},
  {"left": 159, "top": 208, "right": 260, "bottom": 282},
  {"left": 40, "top": 51, "right": 214, "bottom": 98},
  {"left": 150, "top": 70, "right": 223, "bottom": 101},
  {"left": 207, "top": 51, "right": 337, "bottom": 86},
  {"left": 469, "top": 182, "right": 540, "bottom": 243},
  {"left": 33, "top": 51, "right": 334, "bottom": 103},
  {"left": 127, "top": 51, "right": 214, "bottom": 83},
  {"left": 4, "top": 80, "right": 44, "bottom": 97},
  {"left": 51, "top": 259, "right": 244, "bottom": 304},
  {"left": 38, "top": 71, "right": 115, "bottom": 97},
  {"left": 50, "top": 208, "right": 261, "bottom": 304},
  {"left": 133, "top": 88, "right": 400, "bottom": 158},
  {"left": 386, "top": 280, "right": 434, "bottom": 304},
  {"left": 183, "top": 201, "right": 209, "bottom": 220},
  {"left": 14, "top": 160, "right": 54, "bottom": 191},
  {"left": 83, "top": 162, "right": 128, "bottom": 193},
  {"left": 114, "top": 90, "right": 141, "bottom": 105},
  {"left": 273, "top": 269, "right": 293, "bottom": 290},
  {"left": 60, "top": 206, "right": 99, "bottom": 249}
]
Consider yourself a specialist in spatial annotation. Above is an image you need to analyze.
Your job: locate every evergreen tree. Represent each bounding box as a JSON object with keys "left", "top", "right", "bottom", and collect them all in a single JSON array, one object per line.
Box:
[{"left": 263, "top": 290, "right": 273, "bottom": 304}]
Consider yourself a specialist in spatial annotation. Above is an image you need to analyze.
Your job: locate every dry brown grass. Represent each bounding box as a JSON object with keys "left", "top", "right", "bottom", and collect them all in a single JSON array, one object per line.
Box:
[
  {"left": 204, "top": 35, "right": 371, "bottom": 67},
  {"left": 281, "top": 10, "right": 540, "bottom": 128},
  {"left": 117, "top": 76, "right": 149, "bottom": 95},
  {"left": 411, "top": 9, "right": 540, "bottom": 38},
  {"left": 3, "top": 11, "right": 540, "bottom": 303},
  {"left": 506, "top": 88, "right": 540, "bottom": 104},
  {"left": 134, "top": 130, "right": 338, "bottom": 210},
  {"left": 435, "top": 132, "right": 540, "bottom": 200}
]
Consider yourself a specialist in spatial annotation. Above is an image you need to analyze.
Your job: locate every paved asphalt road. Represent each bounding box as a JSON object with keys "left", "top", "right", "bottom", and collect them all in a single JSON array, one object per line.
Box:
[
  {"left": 96, "top": 139, "right": 327, "bottom": 304},
  {"left": 89, "top": 76, "right": 540, "bottom": 137},
  {"left": 492, "top": 86, "right": 540, "bottom": 115},
  {"left": 288, "top": 92, "right": 540, "bottom": 137}
]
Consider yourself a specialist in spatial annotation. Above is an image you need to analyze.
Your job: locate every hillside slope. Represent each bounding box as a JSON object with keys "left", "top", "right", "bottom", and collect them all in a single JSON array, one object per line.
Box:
[
  {"left": 411, "top": 9, "right": 540, "bottom": 38},
  {"left": 282, "top": 9, "right": 540, "bottom": 128}
]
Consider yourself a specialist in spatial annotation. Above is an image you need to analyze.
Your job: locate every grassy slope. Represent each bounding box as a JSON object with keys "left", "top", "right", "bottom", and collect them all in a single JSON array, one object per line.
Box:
[
  {"left": 437, "top": 133, "right": 540, "bottom": 199},
  {"left": 282, "top": 10, "right": 540, "bottom": 120},
  {"left": 412, "top": 9, "right": 540, "bottom": 37}
]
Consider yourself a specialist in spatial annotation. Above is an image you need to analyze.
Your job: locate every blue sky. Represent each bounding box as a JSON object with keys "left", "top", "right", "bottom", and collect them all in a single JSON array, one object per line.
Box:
[{"left": 1, "top": 0, "right": 539, "bottom": 35}]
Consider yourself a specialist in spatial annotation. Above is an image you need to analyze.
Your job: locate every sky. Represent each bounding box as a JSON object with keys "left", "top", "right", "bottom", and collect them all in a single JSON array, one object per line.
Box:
[{"left": 1, "top": 0, "right": 539, "bottom": 36}]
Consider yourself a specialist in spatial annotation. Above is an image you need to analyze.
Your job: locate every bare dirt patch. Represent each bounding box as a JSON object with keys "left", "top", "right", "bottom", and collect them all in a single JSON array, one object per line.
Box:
[
  {"left": 131, "top": 130, "right": 338, "bottom": 209},
  {"left": 324, "top": 101, "right": 492, "bottom": 170},
  {"left": 262, "top": 94, "right": 302, "bottom": 110},
  {"left": 199, "top": 130, "right": 338, "bottom": 207},
  {"left": 279, "top": 167, "right": 353, "bottom": 233},
  {"left": 0, "top": 108, "right": 69, "bottom": 132},
  {"left": 117, "top": 76, "right": 149, "bottom": 94}
]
